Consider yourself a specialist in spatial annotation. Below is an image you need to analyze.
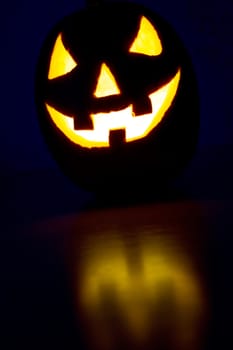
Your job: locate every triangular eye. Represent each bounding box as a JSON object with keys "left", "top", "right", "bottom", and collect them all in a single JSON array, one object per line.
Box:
[
  {"left": 48, "top": 34, "right": 77, "bottom": 80},
  {"left": 129, "top": 16, "right": 162, "bottom": 56},
  {"left": 94, "top": 63, "right": 121, "bottom": 98}
]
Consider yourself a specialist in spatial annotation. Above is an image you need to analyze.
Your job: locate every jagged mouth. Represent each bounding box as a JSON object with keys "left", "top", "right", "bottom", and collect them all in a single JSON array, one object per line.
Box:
[{"left": 45, "top": 69, "right": 180, "bottom": 148}]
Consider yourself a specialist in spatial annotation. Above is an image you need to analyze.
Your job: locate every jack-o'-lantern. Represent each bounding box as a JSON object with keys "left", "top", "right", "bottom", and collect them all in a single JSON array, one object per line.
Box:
[{"left": 35, "top": 1, "right": 199, "bottom": 193}]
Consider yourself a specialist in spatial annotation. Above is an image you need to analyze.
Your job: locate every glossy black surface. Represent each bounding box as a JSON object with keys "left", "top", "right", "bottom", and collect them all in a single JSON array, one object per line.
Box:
[{"left": 1, "top": 197, "right": 233, "bottom": 349}]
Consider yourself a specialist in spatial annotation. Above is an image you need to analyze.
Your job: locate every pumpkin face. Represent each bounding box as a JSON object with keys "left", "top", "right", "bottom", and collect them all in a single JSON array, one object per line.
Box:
[
  {"left": 45, "top": 16, "right": 180, "bottom": 148},
  {"left": 35, "top": 2, "right": 199, "bottom": 192}
]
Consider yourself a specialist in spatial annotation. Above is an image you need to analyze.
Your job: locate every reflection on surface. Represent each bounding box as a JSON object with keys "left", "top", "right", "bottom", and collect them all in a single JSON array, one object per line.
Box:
[{"left": 73, "top": 227, "right": 206, "bottom": 350}]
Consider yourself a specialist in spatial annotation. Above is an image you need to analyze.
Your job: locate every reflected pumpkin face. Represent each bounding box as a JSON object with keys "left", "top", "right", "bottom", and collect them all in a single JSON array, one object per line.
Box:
[
  {"left": 35, "top": 2, "right": 199, "bottom": 191},
  {"left": 72, "top": 231, "right": 206, "bottom": 350}
]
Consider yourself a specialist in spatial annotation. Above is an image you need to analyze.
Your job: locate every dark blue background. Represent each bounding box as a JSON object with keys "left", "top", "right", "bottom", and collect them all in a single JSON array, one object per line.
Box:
[
  {"left": 1, "top": 0, "right": 233, "bottom": 222},
  {"left": 1, "top": 2, "right": 233, "bottom": 348}
]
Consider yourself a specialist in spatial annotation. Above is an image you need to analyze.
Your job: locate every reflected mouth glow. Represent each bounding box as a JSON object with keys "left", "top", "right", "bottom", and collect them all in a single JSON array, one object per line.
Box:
[
  {"left": 75, "top": 231, "right": 205, "bottom": 349},
  {"left": 46, "top": 69, "right": 180, "bottom": 148}
]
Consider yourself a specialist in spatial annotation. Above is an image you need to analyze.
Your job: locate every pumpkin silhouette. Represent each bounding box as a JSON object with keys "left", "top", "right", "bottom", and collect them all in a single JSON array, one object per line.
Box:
[{"left": 35, "top": 2, "right": 199, "bottom": 193}]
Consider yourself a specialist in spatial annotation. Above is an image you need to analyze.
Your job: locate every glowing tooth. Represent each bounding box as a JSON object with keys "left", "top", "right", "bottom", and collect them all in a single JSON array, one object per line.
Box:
[{"left": 46, "top": 69, "right": 181, "bottom": 148}]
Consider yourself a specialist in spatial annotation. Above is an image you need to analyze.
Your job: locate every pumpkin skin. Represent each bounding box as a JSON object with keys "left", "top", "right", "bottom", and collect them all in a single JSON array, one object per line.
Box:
[{"left": 35, "top": 2, "right": 199, "bottom": 193}]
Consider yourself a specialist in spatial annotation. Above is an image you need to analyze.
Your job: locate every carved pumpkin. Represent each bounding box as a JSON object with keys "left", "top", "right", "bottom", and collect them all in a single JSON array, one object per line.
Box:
[{"left": 35, "top": 2, "right": 199, "bottom": 192}]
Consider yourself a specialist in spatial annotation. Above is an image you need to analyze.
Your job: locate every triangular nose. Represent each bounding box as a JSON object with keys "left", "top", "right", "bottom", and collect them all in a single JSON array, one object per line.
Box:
[{"left": 94, "top": 63, "right": 121, "bottom": 98}]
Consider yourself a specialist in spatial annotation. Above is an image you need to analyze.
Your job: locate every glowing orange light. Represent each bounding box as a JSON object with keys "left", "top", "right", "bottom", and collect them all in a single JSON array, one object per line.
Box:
[
  {"left": 48, "top": 34, "right": 77, "bottom": 79},
  {"left": 94, "top": 63, "right": 121, "bottom": 97},
  {"left": 77, "top": 234, "right": 205, "bottom": 346},
  {"left": 46, "top": 67, "right": 180, "bottom": 148},
  {"left": 129, "top": 16, "right": 162, "bottom": 56},
  {"left": 46, "top": 17, "right": 180, "bottom": 148}
]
